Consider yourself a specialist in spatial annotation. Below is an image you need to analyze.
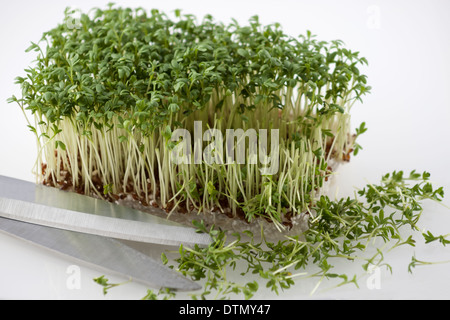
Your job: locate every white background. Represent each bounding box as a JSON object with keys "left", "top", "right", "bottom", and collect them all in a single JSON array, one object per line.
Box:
[{"left": 1, "top": 0, "right": 450, "bottom": 300}]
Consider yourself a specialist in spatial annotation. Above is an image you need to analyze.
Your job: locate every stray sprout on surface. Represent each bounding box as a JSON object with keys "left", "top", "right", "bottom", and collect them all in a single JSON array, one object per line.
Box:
[{"left": 9, "top": 5, "right": 449, "bottom": 300}]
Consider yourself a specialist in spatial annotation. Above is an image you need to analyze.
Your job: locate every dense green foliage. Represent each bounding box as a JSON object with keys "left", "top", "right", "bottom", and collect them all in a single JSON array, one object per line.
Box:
[{"left": 12, "top": 6, "right": 369, "bottom": 131}]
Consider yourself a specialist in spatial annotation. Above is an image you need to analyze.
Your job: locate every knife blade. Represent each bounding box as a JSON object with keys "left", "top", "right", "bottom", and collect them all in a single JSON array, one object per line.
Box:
[
  {"left": 0, "top": 216, "right": 200, "bottom": 292},
  {"left": 0, "top": 176, "right": 211, "bottom": 247}
]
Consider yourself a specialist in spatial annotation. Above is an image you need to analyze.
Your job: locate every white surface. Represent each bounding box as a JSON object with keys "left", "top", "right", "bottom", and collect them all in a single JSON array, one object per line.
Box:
[{"left": 1, "top": 0, "right": 450, "bottom": 300}]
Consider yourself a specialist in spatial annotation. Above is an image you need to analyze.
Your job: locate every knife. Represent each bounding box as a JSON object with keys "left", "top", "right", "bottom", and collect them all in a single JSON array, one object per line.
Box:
[
  {"left": 0, "top": 216, "right": 201, "bottom": 291},
  {"left": 0, "top": 175, "right": 211, "bottom": 247}
]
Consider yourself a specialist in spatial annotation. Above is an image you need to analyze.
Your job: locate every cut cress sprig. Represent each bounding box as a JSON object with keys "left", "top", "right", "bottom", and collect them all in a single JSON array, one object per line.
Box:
[
  {"left": 150, "top": 170, "right": 447, "bottom": 300},
  {"left": 96, "top": 170, "right": 449, "bottom": 300}
]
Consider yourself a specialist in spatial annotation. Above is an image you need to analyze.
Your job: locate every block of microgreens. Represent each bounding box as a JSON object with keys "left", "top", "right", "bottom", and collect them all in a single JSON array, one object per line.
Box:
[{"left": 10, "top": 6, "right": 449, "bottom": 300}]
